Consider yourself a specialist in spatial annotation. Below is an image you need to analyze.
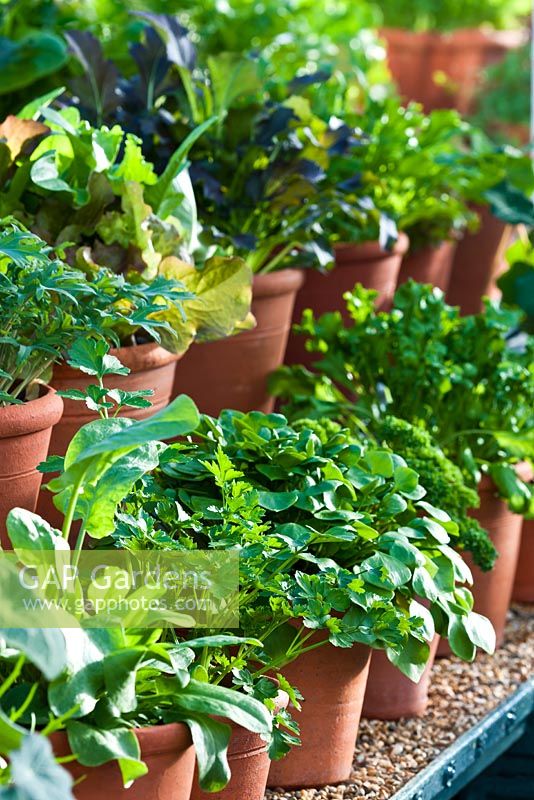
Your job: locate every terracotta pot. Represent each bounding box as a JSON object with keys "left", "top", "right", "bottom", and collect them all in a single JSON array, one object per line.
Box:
[
  {"left": 513, "top": 517, "right": 534, "bottom": 603},
  {"left": 381, "top": 27, "right": 525, "bottom": 114},
  {"left": 190, "top": 689, "right": 289, "bottom": 800},
  {"left": 446, "top": 205, "right": 513, "bottom": 315},
  {"left": 36, "top": 343, "right": 180, "bottom": 526},
  {"left": 0, "top": 385, "right": 63, "bottom": 548},
  {"left": 437, "top": 472, "right": 525, "bottom": 656},
  {"left": 397, "top": 241, "right": 457, "bottom": 292},
  {"left": 267, "top": 641, "right": 371, "bottom": 789},
  {"left": 284, "top": 235, "right": 409, "bottom": 369},
  {"left": 362, "top": 636, "right": 440, "bottom": 720},
  {"left": 172, "top": 269, "right": 304, "bottom": 416},
  {"left": 51, "top": 723, "right": 195, "bottom": 800}
]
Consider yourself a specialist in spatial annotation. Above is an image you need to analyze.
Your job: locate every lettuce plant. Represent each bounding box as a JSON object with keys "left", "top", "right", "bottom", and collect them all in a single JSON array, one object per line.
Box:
[
  {"left": 0, "top": 110, "right": 252, "bottom": 353},
  {"left": 272, "top": 282, "right": 534, "bottom": 522},
  {"left": 0, "top": 222, "right": 185, "bottom": 406},
  {"left": 112, "top": 410, "right": 495, "bottom": 688}
]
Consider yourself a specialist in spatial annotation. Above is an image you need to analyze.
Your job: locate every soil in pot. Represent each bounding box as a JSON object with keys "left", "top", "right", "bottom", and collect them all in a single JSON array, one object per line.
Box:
[
  {"left": 37, "top": 342, "right": 180, "bottom": 526},
  {"left": 362, "top": 636, "right": 440, "bottom": 721},
  {"left": 51, "top": 723, "right": 195, "bottom": 800},
  {"left": 381, "top": 28, "right": 525, "bottom": 114},
  {"left": 0, "top": 384, "right": 63, "bottom": 548},
  {"left": 285, "top": 235, "right": 409, "bottom": 369},
  {"left": 437, "top": 472, "right": 525, "bottom": 656},
  {"left": 190, "top": 689, "right": 289, "bottom": 800},
  {"left": 512, "top": 517, "right": 534, "bottom": 603},
  {"left": 446, "top": 205, "right": 513, "bottom": 315},
  {"left": 397, "top": 241, "right": 457, "bottom": 292},
  {"left": 172, "top": 269, "right": 304, "bottom": 417},
  {"left": 267, "top": 640, "right": 371, "bottom": 789}
]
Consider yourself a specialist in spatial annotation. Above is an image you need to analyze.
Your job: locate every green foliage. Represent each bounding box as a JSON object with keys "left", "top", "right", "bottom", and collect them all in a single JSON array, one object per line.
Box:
[
  {"left": 473, "top": 44, "right": 530, "bottom": 142},
  {"left": 498, "top": 233, "right": 534, "bottom": 331},
  {"left": 272, "top": 282, "right": 534, "bottom": 517},
  {"left": 376, "top": 0, "right": 530, "bottom": 32},
  {"left": 0, "top": 221, "right": 180, "bottom": 405},
  {"left": 2, "top": 397, "right": 277, "bottom": 792},
  {"left": 115, "top": 410, "right": 495, "bottom": 687}
]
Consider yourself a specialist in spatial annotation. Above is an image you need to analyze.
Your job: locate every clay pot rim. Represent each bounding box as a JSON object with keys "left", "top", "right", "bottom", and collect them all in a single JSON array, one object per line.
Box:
[
  {"left": 252, "top": 268, "right": 305, "bottom": 298},
  {"left": 51, "top": 721, "right": 193, "bottom": 759},
  {"left": 334, "top": 232, "right": 410, "bottom": 263},
  {"left": 0, "top": 383, "right": 63, "bottom": 440},
  {"left": 54, "top": 341, "right": 181, "bottom": 381},
  {"left": 381, "top": 27, "right": 526, "bottom": 48},
  {"left": 478, "top": 460, "right": 533, "bottom": 491}
]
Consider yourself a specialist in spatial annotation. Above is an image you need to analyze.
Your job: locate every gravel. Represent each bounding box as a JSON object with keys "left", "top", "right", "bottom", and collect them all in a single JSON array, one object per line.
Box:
[{"left": 266, "top": 604, "right": 534, "bottom": 800}]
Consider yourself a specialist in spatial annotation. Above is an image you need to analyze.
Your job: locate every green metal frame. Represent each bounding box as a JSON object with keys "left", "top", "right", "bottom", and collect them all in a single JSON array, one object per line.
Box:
[{"left": 390, "top": 679, "right": 534, "bottom": 800}]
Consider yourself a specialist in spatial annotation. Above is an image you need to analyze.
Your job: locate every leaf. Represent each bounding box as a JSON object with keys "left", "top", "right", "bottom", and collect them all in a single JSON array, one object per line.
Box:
[
  {"left": 154, "top": 256, "right": 253, "bottom": 353},
  {"left": 66, "top": 721, "right": 147, "bottom": 787},
  {"left": 0, "top": 116, "right": 47, "bottom": 159},
  {"left": 146, "top": 118, "right": 218, "bottom": 214},
  {"left": 0, "top": 629, "right": 67, "bottom": 681},
  {"left": 65, "top": 31, "right": 121, "bottom": 124},
  {"left": 488, "top": 463, "right": 532, "bottom": 513},
  {"left": 447, "top": 615, "right": 476, "bottom": 661},
  {"left": 182, "top": 713, "right": 230, "bottom": 793},
  {"left": 9, "top": 734, "right": 75, "bottom": 800},
  {"left": 176, "top": 679, "right": 272, "bottom": 735},
  {"left": 257, "top": 490, "right": 299, "bottom": 511},
  {"left": 6, "top": 509, "right": 67, "bottom": 553},
  {"left": 65, "top": 339, "right": 129, "bottom": 378},
  {"left": 364, "top": 450, "right": 394, "bottom": 478},
  {"left": 463, "top": 611, "right": 496, "bottom": 654},
  {"left": 79, "top": 442, "right": 164, "bottom": 539},
  {"left": 361, "top": 552, "right": 412, "bottom": 590},
  {"left": 386, "top": 636, "right": 430, "bottom": 683},
  {"left": 0, "top": 33, "right": 67, "bottom": 94}
]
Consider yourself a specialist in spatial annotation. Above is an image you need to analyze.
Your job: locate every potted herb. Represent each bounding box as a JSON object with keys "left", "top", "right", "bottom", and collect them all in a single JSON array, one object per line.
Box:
[
  {"left": 112, "top": 410, "right": 494, "bottom": 787},
  {"left": 274, "top": 281, "right": 534, "bottom": 647},
  {"left": 0, "top": 109, "right": 252, "bottom": 441},
  {"left": 1, "top": 395, "right": 276, "bottom": 798},
  {"left": 378, "top": 0, "right": 528, "bottom": 113},
  {"left": 0, "top": 221, "right": 177, "bottom": 543}
]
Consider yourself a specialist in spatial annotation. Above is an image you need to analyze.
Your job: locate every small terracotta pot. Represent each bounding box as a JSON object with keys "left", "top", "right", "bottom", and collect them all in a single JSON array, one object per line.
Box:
[
  {"left": 37, "top": 343, "right": 180, "bottom": 526},
  {"left": 0, "top": 385, "right": 63, "bottom": 548},
  {"left": 397, "top": 241, "right": 457, "bottom": 292},
  {"left": 446, "top": 205, "right": 513, "bottom": 315},
  {"left": 437, "top": 472, "right": 525, "bottom": 656},
  {"left": 267, "top": 640, "right": 371, "bottom": 789},
  {"left": 362, "top": 636, "right": 440, "bottom": 720},
  {"left": 285, "top": 234, "right": 409, "bottom": 369},
  {"left": 173, "top": 269, "right": 304, "bottom": 416},
  {"left": 51, "top": 723, "right": 195, "bottom": 800},
  {"left": 190, "top": 689, "right": 289, "bottom": 800},
  {"left": 513, "top": 517, "right": 534, "bottom": 603},
  {"left": 381, "top": 27, "right": 525, "bottom": 114}
]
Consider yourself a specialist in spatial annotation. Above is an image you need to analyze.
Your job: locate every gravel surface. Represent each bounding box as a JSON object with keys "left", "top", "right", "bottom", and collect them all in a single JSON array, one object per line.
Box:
[{"left": 266, "top": 604, "right": 534, "bottom": 800}]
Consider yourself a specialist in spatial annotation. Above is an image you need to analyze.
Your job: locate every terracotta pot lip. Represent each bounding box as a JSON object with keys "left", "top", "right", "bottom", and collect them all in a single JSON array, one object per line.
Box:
[
  {"left": 53, "top": 341, "right": 180, "bottom": 381},
  {"left": 0, "top": 384, "right": 63, "bottom": 439},
  {"left": 252, "top": 268, "right": 305, "bottom": 298},
  {"left": 478, "top": 461, "right": 533, "bottom": 491},
  {"left": 381, "top": 26, "right": 526, "bottom": 47},
  {"left": 51, "top": 721, "right": 192, "bottom": 758},
  {"left": 335, "top": 232, "right": 409, "bottom": 263}
]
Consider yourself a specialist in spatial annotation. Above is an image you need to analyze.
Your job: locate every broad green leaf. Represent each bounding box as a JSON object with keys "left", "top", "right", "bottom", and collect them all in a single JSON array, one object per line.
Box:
[
  {"left": 6, "top": 509, "right": 67, "bottom": 552},
  {"left": 257, "top": 490, "right": 299, "bottom": 511},
  {"left": 386, "top": 635, "right": 430, "bottom": 682},
  {"left": 177, "top": 679, "right": 272, "bottom": 735},
  {"left": 9, "top": 733, "right": 74, "bottom": 799},
  {"left": 447, "top": 615, "right": 476, "bottom": 661},
  {"left": 182, "top": 713, "right": 230, "bottom": 793},
  {"left": 66, "top": 721, "right": 147, "bottom": 786},
  {"left": 463, "top": 611, "right": 496, "bottom": 654},
  {"left": 361, "top": 552, "right": 412, "bottom": 590},
  {"left": 0, "top": 629, "right": 67, "bottom": 681},
  {"left": 0, "top": 33, "right": 67, "bottom": 94}
]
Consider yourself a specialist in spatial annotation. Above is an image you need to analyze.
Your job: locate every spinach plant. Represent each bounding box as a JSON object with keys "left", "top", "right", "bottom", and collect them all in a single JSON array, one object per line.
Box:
[
  {"left": 0, "top": 222, "right": 183, "bottom": 406},
  {"left": 2, "top": 396, "right": 274, "bottom": 792},
  {"left": 112, "top": 410, "right": 495, "bottom": 690},
  {"left": 272, "top": 282, "right": 534, "bottom": 522}
]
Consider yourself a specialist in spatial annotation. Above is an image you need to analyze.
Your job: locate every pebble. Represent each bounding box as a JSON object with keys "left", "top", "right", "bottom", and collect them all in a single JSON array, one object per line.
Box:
[{"left": 265, "top": 605, "right": 533, "bottom": 800}]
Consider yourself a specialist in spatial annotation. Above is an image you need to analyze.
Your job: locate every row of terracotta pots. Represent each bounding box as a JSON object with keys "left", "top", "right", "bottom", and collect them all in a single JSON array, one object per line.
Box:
[
  {"left": 381, "top": 27, "right": 525, "bottom": 114},
  {"left": 52, "top": 687, "right": 288, "bottom": 800}
]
